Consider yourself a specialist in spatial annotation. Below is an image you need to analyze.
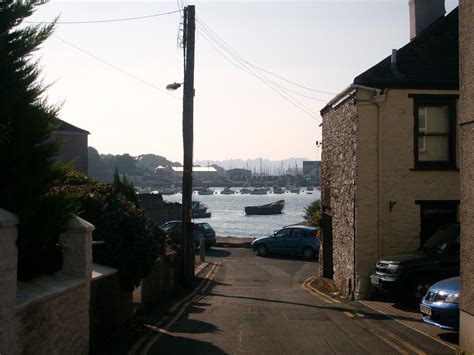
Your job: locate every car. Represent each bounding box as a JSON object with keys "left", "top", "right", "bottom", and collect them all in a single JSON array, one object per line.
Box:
[
  {"left": 160, "top": 220, "right": 216, "bottom": 249},
  {"left": 369, "top": 223, "right": 460, "bottom": 300},
  {"left": 420, "top": 276, "right": 460, "bottom": 331},
  {"left": 251, "top": 225, "right": 319, "bottom": 260}
]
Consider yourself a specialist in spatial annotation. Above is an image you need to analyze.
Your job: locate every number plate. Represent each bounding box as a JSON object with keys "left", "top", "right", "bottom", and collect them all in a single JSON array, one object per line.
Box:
[
  {"left": 420, "top": 304, "right": 432, "bottom": 316},
  {"left": 370, "top": 275, "right": 380, "bottom": 285}
]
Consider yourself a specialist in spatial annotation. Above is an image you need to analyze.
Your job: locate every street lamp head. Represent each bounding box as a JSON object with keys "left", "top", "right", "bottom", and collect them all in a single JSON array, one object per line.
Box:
[{"left": 166, "top": 82, "right": 182, "bottom": 91}]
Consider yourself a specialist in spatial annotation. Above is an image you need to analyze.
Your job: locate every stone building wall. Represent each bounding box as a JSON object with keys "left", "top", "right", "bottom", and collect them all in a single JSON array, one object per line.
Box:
[
  {"left": 321, "top": 96, "right": 358, "bottom": 297},
  {"left": 459, "top": 0, "right": 474, "bottom": 350}
]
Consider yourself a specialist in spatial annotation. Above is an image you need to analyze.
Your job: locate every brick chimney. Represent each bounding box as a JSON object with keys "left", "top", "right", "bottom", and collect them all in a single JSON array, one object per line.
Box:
[{"left": 409, "top": 0, "right": 446, "bottom": 40}]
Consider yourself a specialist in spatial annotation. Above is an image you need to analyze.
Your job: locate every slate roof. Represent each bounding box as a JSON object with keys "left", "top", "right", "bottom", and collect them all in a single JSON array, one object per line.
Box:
[
  {"left": 353, "top": 7, "right": 459, "bottom": 90},
  {"left": 55, "top": 119, "right": 90, "bottom": 134}
]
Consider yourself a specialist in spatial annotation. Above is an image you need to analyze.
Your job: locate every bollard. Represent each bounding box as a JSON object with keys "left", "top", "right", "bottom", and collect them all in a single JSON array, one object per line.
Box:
[{"left": 199, "top": 235, "right": 205, "bottom": 262}]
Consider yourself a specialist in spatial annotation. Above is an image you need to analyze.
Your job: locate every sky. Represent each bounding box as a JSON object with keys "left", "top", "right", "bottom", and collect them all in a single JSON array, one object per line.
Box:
[{"left": 28, "top": 0, "right": 459, "bottom": 162}]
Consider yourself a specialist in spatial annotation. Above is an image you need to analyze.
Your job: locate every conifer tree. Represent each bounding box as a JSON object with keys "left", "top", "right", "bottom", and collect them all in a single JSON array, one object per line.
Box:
[{"left": 0, "top": 0, "right": 76, "bottom": 279}]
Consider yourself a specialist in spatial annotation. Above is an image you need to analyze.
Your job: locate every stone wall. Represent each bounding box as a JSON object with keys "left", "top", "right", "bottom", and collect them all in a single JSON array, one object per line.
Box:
[
  {"left": 321, "top": 95, "right": 358, "bottom": 297},
  {"left": 0, "top": 210, "right": 94, "bottom": 355},
  {"left": 459, "top": 0, "right": 474, "bottom": 351},
  {"left": 90, "top": 265, "right": 133, "bottom": 352},
  {"left": 138, "top": 194, "right": 181, "bottom": 225},
  {"left": 140, "top": 251, "right": 181, "bottom": 311}
]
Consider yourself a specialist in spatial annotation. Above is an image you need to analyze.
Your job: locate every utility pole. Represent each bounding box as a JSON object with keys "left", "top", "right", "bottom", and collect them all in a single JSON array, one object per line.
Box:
[{"left": 182, "top": 5, "right": 195, "bottom": 287}]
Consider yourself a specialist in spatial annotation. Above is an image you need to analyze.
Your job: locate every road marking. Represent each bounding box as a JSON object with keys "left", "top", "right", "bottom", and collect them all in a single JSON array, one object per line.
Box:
[
  {"left": 355, "top": 312, "right": 365, "bottom": 318},
  {"left": 343, "top": 311, "right": 354, "bottom": 318},
  {"left": 302, "top": 276, "right": 341, "bottom": 304},
  {"left": 359, "top": 300, "right": 458, "bottom": 352},
  {"left": 385, "top": 330, "right": 427, "bottom": 355},
  {"left": 373, "top": 331, "right": 409, "bottom": 355},
  {"left": 127, "top": 262, "right": 219, "bottom": 355},
  {"left": 139, "top": 262, "right": 220, "bottom": 355}
]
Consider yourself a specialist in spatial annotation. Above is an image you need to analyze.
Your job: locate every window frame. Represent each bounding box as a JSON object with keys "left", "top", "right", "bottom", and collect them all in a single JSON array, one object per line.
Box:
[{"left": 409, "top": 94, "right": 458, "bottom": 170}]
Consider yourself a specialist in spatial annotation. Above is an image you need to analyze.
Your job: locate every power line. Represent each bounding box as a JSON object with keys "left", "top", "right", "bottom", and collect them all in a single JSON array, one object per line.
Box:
[
  {"left": 54, "top": 35, "right": 181, "bottom": 101},
  {"left": 25, "top": 10, "right": 181, "bottom": 24},
  {"left": 196, "top": 16, "right": 336, "bottom": 96},
  {"left": 198, "top": 28, "right": 321, "bottom": 122}
]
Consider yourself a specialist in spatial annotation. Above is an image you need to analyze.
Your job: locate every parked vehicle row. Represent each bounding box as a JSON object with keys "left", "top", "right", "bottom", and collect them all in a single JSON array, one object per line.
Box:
[
  {"left": 369, "top": 223, "right": 461, "bottom": 331},
  {"left": 160, "top": 220, "right": 216, "bottom": 249}
]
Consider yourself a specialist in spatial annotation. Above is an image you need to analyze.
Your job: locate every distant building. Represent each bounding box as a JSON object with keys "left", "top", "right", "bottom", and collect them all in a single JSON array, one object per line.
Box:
[
  {"left": 320, "top": 4, "right": 459, "bottom": 298},
  {"left": 302, "top": 161, "right": 321, "bottom": 185},
  {"left": 172, "top": 166, "right": 218, "bottom": 182},
  {"left": 51, "top": 119, "right": 89, "bottom": 174},
  {"left": 226, "top": 168, "right": 252, "bottom": 181}
]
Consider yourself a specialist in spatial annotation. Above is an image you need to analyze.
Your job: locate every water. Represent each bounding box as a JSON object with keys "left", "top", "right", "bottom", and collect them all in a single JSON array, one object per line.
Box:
[{"left": 162, "top": 188, "right": 320, "bottom": 238}]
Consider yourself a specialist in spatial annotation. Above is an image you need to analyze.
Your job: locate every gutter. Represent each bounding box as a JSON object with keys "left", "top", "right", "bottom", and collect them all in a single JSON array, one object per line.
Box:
[{"left": 321, "top": 84, "right": 381, "bottom": 115}]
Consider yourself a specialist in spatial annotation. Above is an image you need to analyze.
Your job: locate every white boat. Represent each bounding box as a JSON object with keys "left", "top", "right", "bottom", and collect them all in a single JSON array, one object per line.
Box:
[
  {"left": 198, "top": 187, "right": 215, "bottom": 195},
  {"left": 273, "top": 186, "right": 285, "bottom": 194},
  {"left": 289, "top": 186, "right": 301, "bottom": 194},
  {"left": 250, "top": 187, "right": 268, "bottom": 195}
]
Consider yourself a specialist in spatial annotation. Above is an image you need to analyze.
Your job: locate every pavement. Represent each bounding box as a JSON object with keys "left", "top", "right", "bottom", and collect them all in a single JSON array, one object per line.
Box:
[{"left": 107, "top": 247, "right": 457, "bottom": 355}]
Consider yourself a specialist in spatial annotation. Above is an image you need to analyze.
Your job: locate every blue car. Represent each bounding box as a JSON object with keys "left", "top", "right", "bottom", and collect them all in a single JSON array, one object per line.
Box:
[
  {"left": 160, "top": 220, "right": 217, "bottom": 249},
  {"left": 420, "top": 276, "right": 460, "bottom": 331},
  {"left": 251, "top": 225, "right": 319, "bottom": 260}
]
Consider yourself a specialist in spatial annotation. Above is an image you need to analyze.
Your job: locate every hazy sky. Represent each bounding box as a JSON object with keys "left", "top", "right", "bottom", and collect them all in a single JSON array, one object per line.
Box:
[{"left": 29, "top": 0, "right": 458, "bottom": 162}]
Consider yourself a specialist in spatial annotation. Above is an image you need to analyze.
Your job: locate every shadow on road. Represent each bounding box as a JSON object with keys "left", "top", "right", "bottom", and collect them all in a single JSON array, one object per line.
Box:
[
  {"left": 148, "top": 333, "right": 227, "bottom": 354},
  {"left": 201, "top": 248, "right": 232, "bottom": 258},
  {"left": 170, "top": 318, "right": 221, "bottom": 334}
]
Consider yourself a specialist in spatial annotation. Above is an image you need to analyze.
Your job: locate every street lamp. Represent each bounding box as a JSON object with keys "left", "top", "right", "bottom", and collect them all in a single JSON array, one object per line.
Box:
[{"left": 166, "top": 82, "right": 182, "bottom": 91}]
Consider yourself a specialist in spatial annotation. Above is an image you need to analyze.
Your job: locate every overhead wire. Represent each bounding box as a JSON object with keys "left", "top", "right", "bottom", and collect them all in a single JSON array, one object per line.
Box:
[
  {"left": 196, "top": 16, "right": 336, "bottom": 96},
  {"left": 197, "top": 28, "right": 321, "bottom": 122},
  {"left": 25, "top": 9, "right": 181, "bottom": 24},
  {"left": 196, "top": 20, "right": 322, "bottom": 121},
  {"left": 54, "top": 35, "right": 181, "bottom": 101}
]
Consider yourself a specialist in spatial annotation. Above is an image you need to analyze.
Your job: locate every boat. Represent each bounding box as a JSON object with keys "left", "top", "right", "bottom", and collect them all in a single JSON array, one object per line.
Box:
[
  {"left": 250, "top": 187, "right": 268, "bottom": 195},
  {"left": 307, "top": 185, "right": 314, "bottom": 191},
  {"left": 240, "top": 188, "right": 251, "bottom": 194},
  {"left": 289, "top": 186, "right": 301, "bottom": 194},
  {"left": 221, "top": 187, "right": 236, "bottom": 195},
  {"left": 273, "top": 186, "right": 285, "bottom": 194},
  {"left": 198, "top": 187, "right": 215, "bottom": 195},
  {"left": 192, "top": 201, "right": 211, "bottom": 218},
  {"left": 159, "top": 186, "right": 177, "bottom": 195},
  {"left": 245, "top": 200, "right": 285, "bottom": 215}
]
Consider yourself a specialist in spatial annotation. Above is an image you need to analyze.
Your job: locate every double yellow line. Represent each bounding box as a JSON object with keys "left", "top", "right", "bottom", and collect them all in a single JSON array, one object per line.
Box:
[
  {"left": 302, "top": 276, "right": 340, "bottom": 304},
  {"left": 128, "top": 262, "right": 220, "bottom": 355}
]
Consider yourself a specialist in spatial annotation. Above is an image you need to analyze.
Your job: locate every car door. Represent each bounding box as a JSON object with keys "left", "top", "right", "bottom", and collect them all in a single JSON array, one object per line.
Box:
[
  {"left": 270, "top": 228, "right": 292, "bottom": 253},
  {"left": 289, "top": 228, "right": 305, "bottom": 254}
]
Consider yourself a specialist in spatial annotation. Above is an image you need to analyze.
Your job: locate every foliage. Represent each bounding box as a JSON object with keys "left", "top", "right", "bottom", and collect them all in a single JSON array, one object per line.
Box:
[
  {"left": 54, "top": 172, "right": 168, "bottom": 291},
  {"left": 113, "top": 169, "right": 139, "bottom": 208},
  {"left": 304, "top": 200, "right": 322, "bottom": 228},
  {"left": 0, "top": 0, "right": 77, "bottom": 280}
]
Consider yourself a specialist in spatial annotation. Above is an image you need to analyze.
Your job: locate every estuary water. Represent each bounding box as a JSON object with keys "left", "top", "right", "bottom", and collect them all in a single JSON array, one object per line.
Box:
[{"left": 163, "top": 188, "right": 320, "bottom": 238}]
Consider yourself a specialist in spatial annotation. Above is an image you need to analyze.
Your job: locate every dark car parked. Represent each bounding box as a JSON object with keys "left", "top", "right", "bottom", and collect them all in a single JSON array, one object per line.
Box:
[
  {"left": 420, "top": 276, "right": 460, "bottom": 331},
  {"left": 369, "top": 223, "right": 460, "bottom": 300},
  {"left": 160, "top": 220, "right": 216, "bottom": 249},
  {"left": 251, "top": 225, "right": 319, "bottom": 260}
]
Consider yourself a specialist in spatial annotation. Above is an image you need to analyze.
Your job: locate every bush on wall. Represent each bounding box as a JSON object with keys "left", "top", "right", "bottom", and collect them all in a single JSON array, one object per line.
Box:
[
  {"left": 53, "top": 172, "right": 169, "bottom": 291},
  {"left": 304, "top": 200, "right": 322, "bottom": 228}
]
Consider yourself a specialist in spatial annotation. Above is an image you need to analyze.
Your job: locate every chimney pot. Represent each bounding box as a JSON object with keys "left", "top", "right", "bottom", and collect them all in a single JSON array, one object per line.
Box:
[{"left": 409, "top": 0, "right": 446, "bottom": 40}]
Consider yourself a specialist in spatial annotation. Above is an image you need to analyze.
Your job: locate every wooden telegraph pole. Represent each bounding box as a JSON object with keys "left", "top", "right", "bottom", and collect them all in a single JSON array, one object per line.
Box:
[{"left": 182, "top": 5, "right": 195, "bottom": 287}]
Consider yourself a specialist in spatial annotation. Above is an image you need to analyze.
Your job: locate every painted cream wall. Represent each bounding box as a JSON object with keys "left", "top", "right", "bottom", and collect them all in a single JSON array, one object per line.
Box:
[{"left": 354, "top": 88, "right": 460, "bottom": 298}]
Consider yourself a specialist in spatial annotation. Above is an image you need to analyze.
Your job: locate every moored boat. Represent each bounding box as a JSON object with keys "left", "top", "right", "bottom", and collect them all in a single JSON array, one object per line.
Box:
[
  {"left": 221, "top": 187, "right": 236, "bottom": 195},
  {"left": 244, "top": 200, "right": 285, "bottom": 215},
  {"left": 250, "top": 187, "right": 268, "bottom": 195},
  {"left": 198, "top": 187, "right": 215, "bottom": 195},
  {"left": 273, "top": 186, "right": 285, "bottom": 194}
]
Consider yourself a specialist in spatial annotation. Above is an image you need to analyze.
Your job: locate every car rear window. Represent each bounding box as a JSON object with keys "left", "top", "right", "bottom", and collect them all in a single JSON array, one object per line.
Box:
[{"left": 200, "top": 223, "right": 212, "bottom": 231}]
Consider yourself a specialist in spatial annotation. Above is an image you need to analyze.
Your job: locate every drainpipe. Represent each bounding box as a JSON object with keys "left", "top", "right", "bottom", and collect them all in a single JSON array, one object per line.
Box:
[{"left": 373, "top": 92, "right": 387, "bottom": 259}]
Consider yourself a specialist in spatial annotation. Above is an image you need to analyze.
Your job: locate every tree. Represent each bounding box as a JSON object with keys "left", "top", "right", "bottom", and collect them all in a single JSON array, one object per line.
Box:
[
  {"left": 113, "top": 169, "right": 139, "bottom": 208},
  {"left": 304, "top": 200, "right": 322, "bottom": 228},
  {"left": 0, "top": 0, "right": 76, "bottom": 279}
]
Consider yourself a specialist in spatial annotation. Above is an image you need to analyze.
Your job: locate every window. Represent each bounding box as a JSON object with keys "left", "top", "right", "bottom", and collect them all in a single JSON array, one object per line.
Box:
[
  {"left": 274, "top": 229, "right": 291, "bottom": 239},
  {"left": 410, "top": 94, "right": 458, "bottom": 170},
  {"left": 291, "top": 229, "right": 305, "bottom": 238}
]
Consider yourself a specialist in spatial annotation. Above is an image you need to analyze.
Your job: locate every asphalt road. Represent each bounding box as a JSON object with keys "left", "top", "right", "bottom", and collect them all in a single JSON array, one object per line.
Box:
[{"left": 125, "top": 248, "right": 455, "bottom": 355}]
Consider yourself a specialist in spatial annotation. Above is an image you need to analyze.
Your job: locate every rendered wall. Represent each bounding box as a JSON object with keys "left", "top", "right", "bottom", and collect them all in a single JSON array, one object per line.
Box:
[
  {"left": 52, "top": 131, "right": 89, "bottom": 174},
  {"left": 459, "top": 0, "right": 474, "bottom": 351}
]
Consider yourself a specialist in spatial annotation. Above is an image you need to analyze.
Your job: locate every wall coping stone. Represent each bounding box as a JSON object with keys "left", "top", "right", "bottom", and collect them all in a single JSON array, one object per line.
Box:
[
  {"left": 0, "top": 208, "right": 18, "bottom": 227},
  {"left": 92, "top": 263, "right": 118, "bottom": 281},
  {"left": 67, "top": 215, "right": 95, "bottom": 232},
  {"left": 16, "top": 274, "right": 85, "bottom": 308}
]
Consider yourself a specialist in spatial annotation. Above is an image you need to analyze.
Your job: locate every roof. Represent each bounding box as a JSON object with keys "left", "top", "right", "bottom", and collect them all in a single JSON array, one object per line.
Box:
[
  {"left": 172, "top": 167, "right": 217, "bottom": 173},
  {"left": 55, "top": 119, "right": 90, "bottom": 134},
  {"left": 353, "top": 7, "right": 458, "bottom": 90}
]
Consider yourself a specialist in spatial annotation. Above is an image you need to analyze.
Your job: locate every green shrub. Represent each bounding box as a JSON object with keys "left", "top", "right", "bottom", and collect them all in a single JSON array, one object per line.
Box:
[
  {"left": 54, "top": 172, "right": 168, "bottom": 291},
  {"left": 0, "top": 0, "right": 77, "bottom": 280},
  {"left": 304, "top": 200, "right": 322, "bottom": 228}
]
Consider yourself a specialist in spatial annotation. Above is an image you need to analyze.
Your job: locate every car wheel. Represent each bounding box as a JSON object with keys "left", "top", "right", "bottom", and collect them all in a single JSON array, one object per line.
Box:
[
  {"left": 256, "top": 244, "right": 268, "bottom": 257},
  {"left": 303, "top": 247, "right": 315, "bottom": 260}
]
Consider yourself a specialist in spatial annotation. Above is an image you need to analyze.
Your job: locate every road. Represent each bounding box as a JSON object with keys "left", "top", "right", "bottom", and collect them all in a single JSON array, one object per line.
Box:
[{"left": 125, "top": 248, "right": 455, "bottom": 355}]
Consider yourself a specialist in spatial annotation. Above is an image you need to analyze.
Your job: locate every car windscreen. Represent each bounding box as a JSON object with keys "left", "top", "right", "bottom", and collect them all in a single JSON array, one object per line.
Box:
[
  {"left": 200, "top": 223, "right": 213, "bottom": 231},
  {"left": 422, "top": 224, "right": 460, "bottom": 254}
]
